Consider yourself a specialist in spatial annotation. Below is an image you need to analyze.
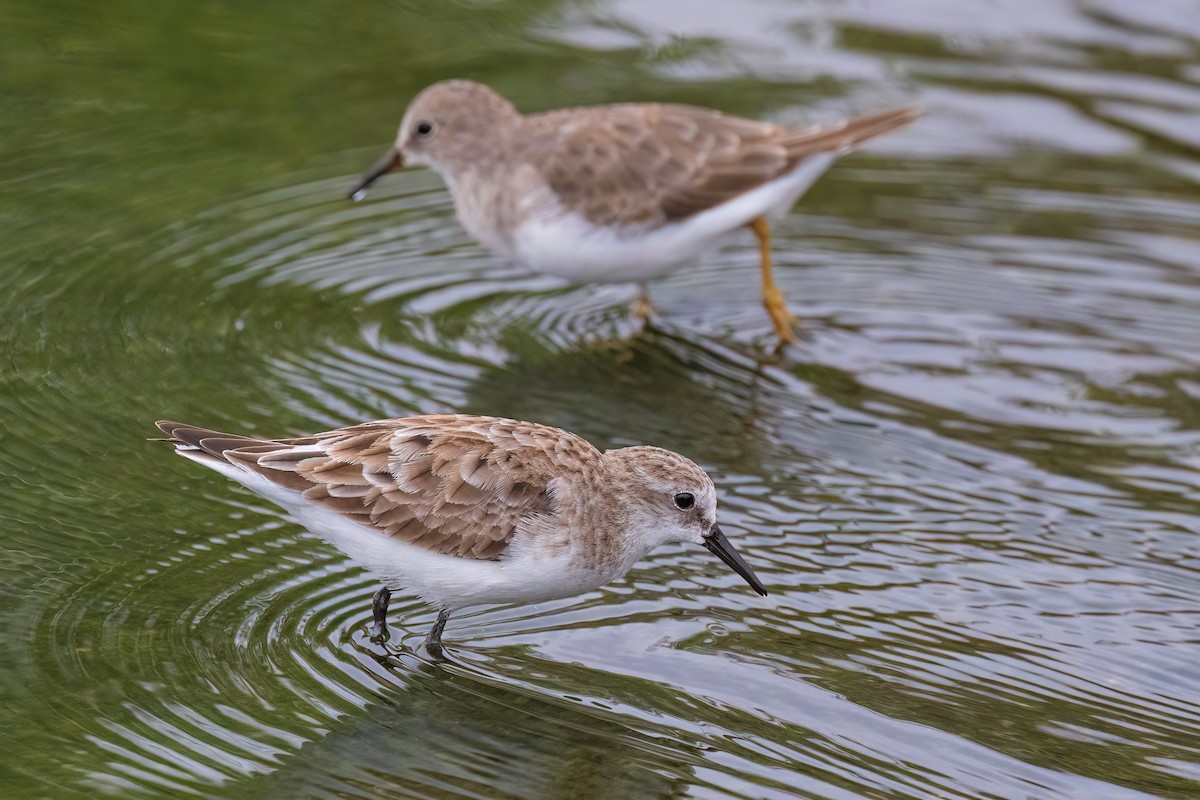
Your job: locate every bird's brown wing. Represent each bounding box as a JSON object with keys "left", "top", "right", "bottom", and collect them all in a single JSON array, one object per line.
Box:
[
  {"left": 156, "top": 415, "right": 599, "bottom": 560},
  {"left": 523, "top": 103, "right": 920, "bottom": 227}
]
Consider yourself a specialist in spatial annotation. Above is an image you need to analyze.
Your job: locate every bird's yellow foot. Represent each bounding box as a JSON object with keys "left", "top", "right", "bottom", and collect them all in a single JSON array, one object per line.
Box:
[
  {"left": 631, "top": 291, "right": 656, "bottom": 322},
  {"left": 763, "top": 287, "right": 798, "bottom": 344}
]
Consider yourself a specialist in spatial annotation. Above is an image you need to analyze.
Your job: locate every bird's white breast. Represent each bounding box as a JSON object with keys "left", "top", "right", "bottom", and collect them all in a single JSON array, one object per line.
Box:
[{"left": 509, "top": 154, "right": 838, "bottom": 284}]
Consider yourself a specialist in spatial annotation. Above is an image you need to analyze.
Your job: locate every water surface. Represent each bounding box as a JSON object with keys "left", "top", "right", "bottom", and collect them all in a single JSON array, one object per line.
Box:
[{"left": 2, "top": 0, "right": 1199, "bottom": 797}]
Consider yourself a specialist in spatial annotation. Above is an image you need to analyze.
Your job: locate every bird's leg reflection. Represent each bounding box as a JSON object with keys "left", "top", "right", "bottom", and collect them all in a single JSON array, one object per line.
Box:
[
  {"left": 424, "top": 608, "right": 451, "bottom": 659},
  {"left": 370, "top": 586, "right": 391, "bottom": 641}
]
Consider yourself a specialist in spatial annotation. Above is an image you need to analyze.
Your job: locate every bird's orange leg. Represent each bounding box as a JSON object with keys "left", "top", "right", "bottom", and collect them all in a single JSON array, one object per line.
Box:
[
  {"left": 747, "top": 216, "right": 797, "bottom": 343},
  {"left": 631, "top": 284, "right": 656, "bottom": 322}
]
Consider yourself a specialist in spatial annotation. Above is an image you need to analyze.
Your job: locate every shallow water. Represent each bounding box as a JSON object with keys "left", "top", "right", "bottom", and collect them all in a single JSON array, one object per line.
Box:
[{"left": 3, "top": 0, "right": 1200, "bottom": 797}]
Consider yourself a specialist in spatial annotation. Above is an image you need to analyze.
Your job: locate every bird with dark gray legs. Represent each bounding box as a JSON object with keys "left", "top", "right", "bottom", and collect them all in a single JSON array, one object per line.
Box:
[{"left": 156, "top": 415, "right": 767, "bottom": 656}]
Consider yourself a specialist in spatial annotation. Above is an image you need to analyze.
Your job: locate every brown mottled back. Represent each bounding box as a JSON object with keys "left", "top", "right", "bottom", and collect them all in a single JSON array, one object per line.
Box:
[
  {"left": 516, "top": 102, "right": 921, "bottom": 228},
  {"left": 156, "top": 416, "right": 601, "bottom": 560}
]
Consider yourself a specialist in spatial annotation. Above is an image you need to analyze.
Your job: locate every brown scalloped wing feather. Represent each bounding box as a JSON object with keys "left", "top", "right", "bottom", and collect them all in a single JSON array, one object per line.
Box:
[
  {"left": 524, "top": 104, "right": 920, "bottom": 227},
  {"left": 156, "top": 416, "right": 599, "bottom": 561}
]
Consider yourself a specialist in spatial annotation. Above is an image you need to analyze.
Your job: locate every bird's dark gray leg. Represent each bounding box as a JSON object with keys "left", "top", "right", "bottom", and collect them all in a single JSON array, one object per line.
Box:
[
  {"left": 424, "top": 608, "right": 451, "bottom": 658},
  {"left": 370, "top": 587, "right": 391, "bottom": 640}
]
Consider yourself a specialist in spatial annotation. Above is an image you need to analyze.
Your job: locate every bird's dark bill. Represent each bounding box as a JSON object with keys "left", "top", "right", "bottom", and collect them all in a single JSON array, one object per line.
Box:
[
  {"left": 348, "top": 147, "right": 403, "bottom": 200},
  {"left": 703, "top": 525, "right": 767, "bottom": 596}
]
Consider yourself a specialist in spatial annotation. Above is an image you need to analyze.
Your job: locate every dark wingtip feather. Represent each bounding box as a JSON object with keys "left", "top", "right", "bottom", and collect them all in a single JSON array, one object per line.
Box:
[
  {"left": 833, "top": 105, "right": 923, "bottom": 145},
  {"left": 155, "top": 420, "right": 186, "bottom": 439},
  {"left": 154, "top": 420, "right": 267, "bottom": 460},
  {"left": 782, "top": 105, "right": 922, "bottom": 159}
]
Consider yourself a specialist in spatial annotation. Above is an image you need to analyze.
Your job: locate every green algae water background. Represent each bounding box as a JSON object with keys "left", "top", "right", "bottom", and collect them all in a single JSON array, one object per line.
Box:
[{"left": 2, "top": 0, "right": 1200, "bottom": 797}]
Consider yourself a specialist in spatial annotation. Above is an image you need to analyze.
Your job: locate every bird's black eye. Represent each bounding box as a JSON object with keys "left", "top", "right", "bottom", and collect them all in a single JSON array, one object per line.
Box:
[
  {"left": 415, "top": 121, "right": 434, "bottom": 137},
  {"left": 673, "top": 492, "right": 695, "bottom": 510}
]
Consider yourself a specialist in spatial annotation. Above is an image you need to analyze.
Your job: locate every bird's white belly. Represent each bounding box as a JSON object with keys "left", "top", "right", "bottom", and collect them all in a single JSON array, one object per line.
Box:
[
  {"left": 186, "top": 452, "right": 606, "bottom": 611},
  {"left": 513, "top": 215, "right": 720, "bottom": 283},
  {"left": 509, "top": 153, "right": 837, "bottom": 284},
  {"left": 291, "top": 502, "right": 595, "bottom": 611}
]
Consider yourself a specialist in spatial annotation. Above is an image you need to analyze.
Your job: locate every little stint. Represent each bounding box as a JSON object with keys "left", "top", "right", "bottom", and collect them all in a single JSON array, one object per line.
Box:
[{"left": 156, "top": 415, "right": 767, "bottom": 655}]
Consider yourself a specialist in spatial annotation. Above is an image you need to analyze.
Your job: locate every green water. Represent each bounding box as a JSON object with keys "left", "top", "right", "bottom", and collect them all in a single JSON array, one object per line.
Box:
[{"left": 3, "top": 1, "right": 1200, "bottom": 797}]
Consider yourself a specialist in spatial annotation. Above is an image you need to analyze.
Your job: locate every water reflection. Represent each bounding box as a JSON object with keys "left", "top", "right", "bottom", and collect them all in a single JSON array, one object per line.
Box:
[
  {"left": 249, "top": 652, "right": 693, "bottom": 800},
  {"left": 3, "top": 0, "right": 1200, "bottom": 797}
]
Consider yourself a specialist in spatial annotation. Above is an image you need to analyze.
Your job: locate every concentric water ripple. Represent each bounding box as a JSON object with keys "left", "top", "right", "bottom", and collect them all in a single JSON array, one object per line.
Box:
[
  {"left": 23, "top": 162, "right": 1200, "bottom": 794},
  {"left": 4, "top": 0, "right": 1200, "bottom": 797}
]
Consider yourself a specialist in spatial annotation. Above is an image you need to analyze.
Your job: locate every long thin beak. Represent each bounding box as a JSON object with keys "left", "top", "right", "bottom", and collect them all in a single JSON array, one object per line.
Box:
[
  {"left": 348, "top": 147, "right": 403, "bottom": 200},
  {"left": 703, "top": 524, "right": 767, "bottom": 596}
]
